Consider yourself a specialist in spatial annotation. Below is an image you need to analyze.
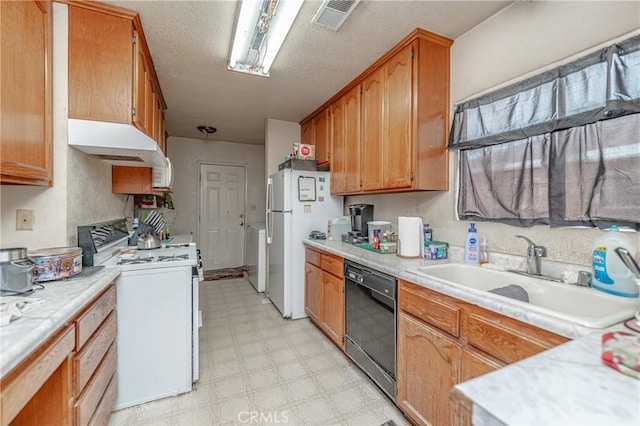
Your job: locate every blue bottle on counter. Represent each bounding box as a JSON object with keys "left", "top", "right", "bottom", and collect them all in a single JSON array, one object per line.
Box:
[{"left": 465, "top": 223, "right": 479, "bottom": 263}]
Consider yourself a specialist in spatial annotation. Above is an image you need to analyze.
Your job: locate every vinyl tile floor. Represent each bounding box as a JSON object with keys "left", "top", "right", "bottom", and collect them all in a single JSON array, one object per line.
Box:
[{"left": 108, "top": 277, "right": 409, "bottom": 426}]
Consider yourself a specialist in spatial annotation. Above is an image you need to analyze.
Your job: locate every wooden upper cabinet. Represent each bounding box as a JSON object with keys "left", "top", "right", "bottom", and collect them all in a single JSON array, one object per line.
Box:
[
  {"left": 331, "top": 86, "right": 362, "bottom": 195},
  {"left": 68, "top": 6, "right": 133, "bottom": 123},
  {"left": 112, "top": 166, "right": 153, "bottom": 195},
  {"left": 300, "top": 28, "right": 452, "bottom": 195},
  {"left": 0, "top": 0, "right": 53, "bottom": 186},
  {"left": 300, "top": 121, "right": 313, "bottom": 146},
  {"left": 383, "top": 44, "right": 414, "bottom": 189},
  {"left": 313, "top": 109, "right": 330, "bottom": 166},
  {"left": 132, "top": 31, "right": 148, "bottom": 133},
  {"left": 330, "top": 97, "right": 346, "bottom": 194},
  {"left": 68, "top": 3, "right": 166, "bottom": 147},
  {"left": 360, "top": 68, "right": 384, "bottom": 191},
  {"left": 343, "top": 86, "right": 361, "bottom": 193}
]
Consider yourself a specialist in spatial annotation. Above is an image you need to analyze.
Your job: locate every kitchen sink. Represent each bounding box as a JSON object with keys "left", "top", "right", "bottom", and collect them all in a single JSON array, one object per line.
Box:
[{"left": 406, "top": 263, "right": 638, "bottom": 328}]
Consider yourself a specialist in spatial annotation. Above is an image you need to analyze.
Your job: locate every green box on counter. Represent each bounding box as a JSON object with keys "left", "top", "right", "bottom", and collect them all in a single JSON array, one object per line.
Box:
[{"left": 424, "top": 241, "right": 449, "bottom": 260}]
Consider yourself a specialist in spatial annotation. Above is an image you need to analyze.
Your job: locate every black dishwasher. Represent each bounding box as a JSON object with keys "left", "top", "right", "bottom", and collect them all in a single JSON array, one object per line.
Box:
[{"left": 344, "top": 260, "right": 397, "bottom": 400}]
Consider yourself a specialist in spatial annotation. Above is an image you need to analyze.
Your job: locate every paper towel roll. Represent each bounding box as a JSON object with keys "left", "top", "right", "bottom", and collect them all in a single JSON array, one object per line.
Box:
[{"left": 398, "top": 216, "right": 423, "bottom": 258}]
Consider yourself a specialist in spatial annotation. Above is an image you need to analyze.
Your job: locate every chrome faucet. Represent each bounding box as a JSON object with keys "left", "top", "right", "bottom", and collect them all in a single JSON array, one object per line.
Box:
[{"left": 515, "top": 235, "right": 546, "bottom": 276}]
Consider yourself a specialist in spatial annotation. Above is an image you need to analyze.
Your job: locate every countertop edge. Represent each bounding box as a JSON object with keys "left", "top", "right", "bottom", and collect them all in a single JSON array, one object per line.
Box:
[{"left": 0, "top": 267, "right": 122, "bottom": 377}]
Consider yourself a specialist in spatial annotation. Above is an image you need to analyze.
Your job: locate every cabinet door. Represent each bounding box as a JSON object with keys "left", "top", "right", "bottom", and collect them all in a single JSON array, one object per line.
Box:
[
  {"left": 304, "top": 262, "right": 322, "bottom": 325},
  {"left": 460, "top": 348, "right": 502, "bottom": 382},
  {"left": 144, "top": 76, "right": 155, "bottom": 138},
  {"left": 360, "top": 68, "right": 384, "bottom": 191},
  {"left": 300, "top": 121, "right": 313, "bottom": 146},
  {"left": 68, "top": 6, "right": 132, "bottom": 123},
  {"left": 397, "top": 312, "right": 461, "bottom": 426},
  {"left": 453, "top": 350, "right": 503, "bottom": 426},
  {"left": 112, "top": 166, "right": 153, "bottom": 194},
  {"left": 330, "top": 98, "right": 346, "bottom": 194},
  {"left": 313, "top": 109, "right": 330, "bottom": 166},
  {"left": 133, "top": 31, "right": 149, "bottom": 134},
  {"left": 321, "top": 271, "right": 344, "bottom": 349},
  {"left": 383, "top": 44, "right": 414, "bottom": 189},
  {"left": 0, "top": 0, "right": 53, "bottom": 186},
  {"left": 343, "top": 86, "right": 361, "bottom": 193}
]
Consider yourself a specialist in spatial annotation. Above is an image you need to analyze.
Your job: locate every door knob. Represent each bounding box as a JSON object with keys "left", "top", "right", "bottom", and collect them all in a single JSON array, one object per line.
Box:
[{"left": 240, "top": 222, "right": 244, "bottom": 227}]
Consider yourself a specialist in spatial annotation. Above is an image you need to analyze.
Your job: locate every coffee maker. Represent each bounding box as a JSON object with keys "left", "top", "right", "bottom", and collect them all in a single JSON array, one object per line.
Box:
[{"left": 345, "top": 204, "right": 374, "bottom": 242}]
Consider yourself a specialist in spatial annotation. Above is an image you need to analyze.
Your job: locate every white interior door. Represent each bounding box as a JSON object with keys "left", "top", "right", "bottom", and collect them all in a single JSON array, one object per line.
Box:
[{"left": 199, "top": 164, "right": 246, "bottom": 270}]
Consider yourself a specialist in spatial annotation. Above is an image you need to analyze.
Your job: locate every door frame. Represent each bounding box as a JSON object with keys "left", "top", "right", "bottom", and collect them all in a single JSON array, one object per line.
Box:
[{"left": 196, "top": 161, "right": 249, "bottom": 268}]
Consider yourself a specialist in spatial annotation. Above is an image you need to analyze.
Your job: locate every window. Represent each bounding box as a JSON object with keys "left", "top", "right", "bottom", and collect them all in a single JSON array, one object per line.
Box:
[{"left": 450, "top": 35, "right": 640, "bottom": 230}]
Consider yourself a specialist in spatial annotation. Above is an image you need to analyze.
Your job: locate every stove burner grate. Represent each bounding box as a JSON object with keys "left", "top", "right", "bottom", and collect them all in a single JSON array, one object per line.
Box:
[
  {"left": 157, "top": 254, "right": 189, "bottom": 262},
  {"left": 117, "top": 257, "right": 155, "bottom": 265}
]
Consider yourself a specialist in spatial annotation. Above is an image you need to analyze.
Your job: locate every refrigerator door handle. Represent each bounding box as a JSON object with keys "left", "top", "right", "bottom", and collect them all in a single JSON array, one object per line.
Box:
[
  {"left": 266, "top": 178, "right": 273, "bottom": 244},
  {"left": 266, "top": 210, "right": 273, "bottom": 244},
  {"left": 266, "top": 177, "right": 273, "bottom": 212}
]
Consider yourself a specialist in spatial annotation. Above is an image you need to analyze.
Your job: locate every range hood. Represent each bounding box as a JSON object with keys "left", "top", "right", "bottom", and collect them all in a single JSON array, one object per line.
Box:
[{"left": 68, "top": 118, "right": 168, "bottom": 168}]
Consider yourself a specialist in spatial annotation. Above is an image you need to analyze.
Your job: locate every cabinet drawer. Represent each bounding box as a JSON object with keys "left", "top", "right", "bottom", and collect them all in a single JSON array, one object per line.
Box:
[
  {"left": 77, "top": 285, "right": 116, "bottom": 349},
  {"left": 399, "top": 282, "right": 460, "bottom": 337},
  {"left": 74, "top": 311, "right": 117, "bottom": 394},
  {"left": 305, "top": 247, "right": 321, "bottom": 267},
  {"left": 1, "top": 325, "right": 75, "bottom": 425},
  {"left": 75, "top": 343, "right": 117, "bottom": 426},
  {"left": 88, "top": 374, "right": 117, "bottom": 426},
  {"left": 321, "top": 253, "right": 343, "bottom": 278},
  {"left": 466, "top": 313, "right": 556, "bottom": 364}
]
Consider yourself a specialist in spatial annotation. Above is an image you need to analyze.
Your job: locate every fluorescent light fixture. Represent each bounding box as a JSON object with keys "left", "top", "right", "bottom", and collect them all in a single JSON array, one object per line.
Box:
[{"left": 228, "top": 0, "right": 304, "bottom": 77}]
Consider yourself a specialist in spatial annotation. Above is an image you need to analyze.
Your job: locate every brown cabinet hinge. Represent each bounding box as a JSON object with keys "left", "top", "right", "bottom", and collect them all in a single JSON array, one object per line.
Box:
[
  {"left": 132, "top": 35, "right": 137, "bottom": 44},
  {"left": 411, "top": 48, "right": 415, "bottom": 59},
  {"left": 132, "top": 107, "right": 136, "bottom": 116},
  {"left": 410, "top": 171, "right": 414, "bottom": 181}
]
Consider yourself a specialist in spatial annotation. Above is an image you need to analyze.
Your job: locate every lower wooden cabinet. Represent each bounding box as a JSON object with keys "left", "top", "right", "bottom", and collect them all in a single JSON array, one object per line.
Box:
[
  {"left": 304, "top": 247, "right": 345, "bottom": 350},
  {"left": 397, "top": 312, "right": 461, "bottom": 426},
  {"left": 0, "top": 283, "right": 117, "bottom": 426},
  {"left": 397, "top": 279, "right": 568, "bottom": 426},
  {"left": 321, "top": 271, "right": 344, "bottom": 345},
  {"left": 304, "top": 261, "right": 322, "bottom": 324}
]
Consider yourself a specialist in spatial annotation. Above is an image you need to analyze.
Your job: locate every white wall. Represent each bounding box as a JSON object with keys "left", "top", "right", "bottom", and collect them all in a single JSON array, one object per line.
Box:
[
  {"left": 265, "top": 119, "right": 300, "bottom": 177},
  {"left": 345, "top": 1, "right": 640, "bottom": 266},
  {"left": 167, "top": 136, "right": 265, "bottom": 240},
  {"left": 0, "top": 3, "right": 128, "bottom": 250}
]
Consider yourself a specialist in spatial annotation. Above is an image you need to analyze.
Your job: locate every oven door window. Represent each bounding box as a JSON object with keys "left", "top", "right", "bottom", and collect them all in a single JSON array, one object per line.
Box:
[{"left": 345, "top": 279, "right": 395, "bottom": 377}]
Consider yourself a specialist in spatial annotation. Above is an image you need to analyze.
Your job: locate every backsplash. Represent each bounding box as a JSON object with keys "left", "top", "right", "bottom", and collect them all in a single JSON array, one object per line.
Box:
[{"left": 346, "top": 191, "right": 639, "bottom": 268}]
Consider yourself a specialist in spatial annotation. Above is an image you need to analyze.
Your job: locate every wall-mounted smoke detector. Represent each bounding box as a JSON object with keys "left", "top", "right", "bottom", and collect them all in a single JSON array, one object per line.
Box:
[{"left": 311, "top": 0, "right": 361, "bottom": 31}]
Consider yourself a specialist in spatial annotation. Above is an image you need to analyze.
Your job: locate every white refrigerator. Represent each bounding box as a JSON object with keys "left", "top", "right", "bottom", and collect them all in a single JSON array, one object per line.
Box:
[{"left": 266, "top": 169, "right": 343, "bottom": 319}]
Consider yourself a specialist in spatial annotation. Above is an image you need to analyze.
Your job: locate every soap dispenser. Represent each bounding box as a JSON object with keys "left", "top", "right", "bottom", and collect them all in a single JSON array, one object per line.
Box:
[{"left": 465, "top": 223, "right": 479, "bottom": 263}]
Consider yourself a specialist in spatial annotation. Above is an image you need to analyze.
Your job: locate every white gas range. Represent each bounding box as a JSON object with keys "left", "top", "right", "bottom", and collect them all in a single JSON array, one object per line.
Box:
[{"left": 77, "top": 220, "right": 202, "bottom": 410}]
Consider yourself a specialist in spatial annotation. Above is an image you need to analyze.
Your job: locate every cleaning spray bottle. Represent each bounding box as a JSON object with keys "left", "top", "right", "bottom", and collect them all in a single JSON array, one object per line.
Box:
[
  {"left": 465, "top": 223, "right": 479, "bottom": 263},
  {"left": 592, "top": 226, "right": 638, "bottom": 297}
]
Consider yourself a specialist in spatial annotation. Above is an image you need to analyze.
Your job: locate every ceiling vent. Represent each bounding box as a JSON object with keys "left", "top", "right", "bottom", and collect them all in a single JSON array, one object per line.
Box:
[{"left": 311, "top": 0, "right": 361, "bottom": 31}]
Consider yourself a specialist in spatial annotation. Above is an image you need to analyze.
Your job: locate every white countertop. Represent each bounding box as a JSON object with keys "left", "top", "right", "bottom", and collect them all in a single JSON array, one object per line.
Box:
[
  {"left": 456, "top": 325, "right": 640, "bottom": 426},
  {"left": 304, "top": 239, "right": 640, "bottom": 426},
  {"left": 0, "top": 267, "right": 122, "bottom": 377}
]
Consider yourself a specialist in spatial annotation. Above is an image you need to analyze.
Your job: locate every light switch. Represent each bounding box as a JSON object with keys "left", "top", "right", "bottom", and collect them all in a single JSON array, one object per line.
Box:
[
  {"left": 303, "top": 205, "right": 312, "bottom": 213},
  {"left": 16, "top": 209, "right": 35, "bottom": 230}
]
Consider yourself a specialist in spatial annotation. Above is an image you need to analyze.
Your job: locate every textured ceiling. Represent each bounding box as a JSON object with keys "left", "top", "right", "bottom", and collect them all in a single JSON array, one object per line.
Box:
[{"left": 105, "top": 0, "right": 512, "bottom": 145}]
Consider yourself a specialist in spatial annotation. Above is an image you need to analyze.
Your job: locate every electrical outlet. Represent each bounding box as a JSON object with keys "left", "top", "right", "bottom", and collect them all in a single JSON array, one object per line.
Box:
[{"left": 16, "top": 209, "right": 35, "bottom": 231}]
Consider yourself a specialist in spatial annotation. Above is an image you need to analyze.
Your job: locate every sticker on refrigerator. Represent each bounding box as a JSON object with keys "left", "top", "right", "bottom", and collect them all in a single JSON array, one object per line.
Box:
[{"left": 298, "top": 176, "right": 316, "bottom": 201}]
